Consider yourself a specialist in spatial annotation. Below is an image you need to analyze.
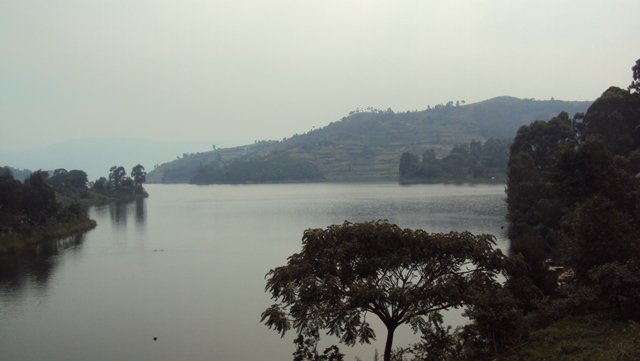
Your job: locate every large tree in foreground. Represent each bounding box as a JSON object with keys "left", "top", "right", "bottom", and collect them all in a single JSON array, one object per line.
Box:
[{"left": 261, "top": 221, "right": 507, "bottom": 361}]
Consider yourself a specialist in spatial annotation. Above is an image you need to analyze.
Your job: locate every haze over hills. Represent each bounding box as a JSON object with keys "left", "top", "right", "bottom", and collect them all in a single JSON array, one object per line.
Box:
[
  {"left": 147, "top": 96, "right": 592, "bottom": 183},
  {"left": 0, "top": 138, "right": 241, "bottom": 180}
]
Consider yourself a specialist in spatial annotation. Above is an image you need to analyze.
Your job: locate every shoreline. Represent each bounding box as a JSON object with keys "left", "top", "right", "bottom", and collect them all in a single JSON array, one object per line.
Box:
[
  {"left": 0, "top": 217, "right": 97, "bottom": 255},
  {"left": 1, "top": 192, "right": 148, "bottom": 256}
]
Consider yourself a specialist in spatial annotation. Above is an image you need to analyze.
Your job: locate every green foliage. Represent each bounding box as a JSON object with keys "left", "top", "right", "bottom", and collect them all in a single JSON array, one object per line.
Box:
[
  {"left": 588, "top": 261, "right": 640, "bottom": 319},
  {"left": 292, "top": 330, "right": 345, "bottom": 361},
  {"left": 261, "top": 220, "right": 508, "bottom": 361},
  {"left": 399, "top": 138, "right": 510, "bottom": 183},
  {"left": 131, "top": 164, "right": 146, "bottom": 192},
  {"left": 506, "top": 80, "right": 640, "bottom": 319},
  {"left": 90, "top": 165, "right": 147, "bottom": 198},
  {"left": 0, "top": 170, "right": 95, "bottom": 254},
  {"left": 40, "top": 165, "right": 148, "bottom": 207},
  {"left": 504, "top": 316, "right": 637, "bottom": 361},
  {"left": 459, "top": 287, "right": 527, "bottom": 359},
  {"left": 191, "top": 155, "right": 324, "bottom": 184},
  {"left": 48, "top": 168, "right": 90, "bottom": 200},
  {"left": 402, "top": 313, "right": 462, "bottom": 361},
  {"left": 501, "top": 63, "right": 640, "bottom": 360},
  {"left": 0, "top": 163, "right": 148, "bottom": 254},
  {"left": 399, "top": 152, "right": 421, "bottom": 179},
  {"left": 506, "top": 113, "right": 582, "bottom": 294},
  {"left": 148, "top": 98, "right": 590, "bottom": 183},
  {"left": 108, "top": 166, "right": 127, "bottom": 190},
  {"left": 581, "top": 86, "right": 640, "bottom": 155},
  {"left": 92, "top": 177, "right": 108, "bottom": 192},
  {"left": 22, "top": 171, "right": 59, "bottom": 224}
]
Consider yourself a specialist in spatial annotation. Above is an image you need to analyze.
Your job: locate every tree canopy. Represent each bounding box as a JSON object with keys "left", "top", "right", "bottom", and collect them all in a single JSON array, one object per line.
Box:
[
  {"left": 399, "top": 138, "right": 510, "bottom": 183},
  {"left": 261, "top": 221, "right": 507, "bottom": 361},
  {"left": 630, "top": 58, "right": 640, "bottom": 93},
  {"left": 95, "top": 165, "right": 147, "bottom": 195},
  {"left": 506, "top": 83, "right": 640, "bottom": 315},
  {"left": 191, "top": 155, "right": 324, "bottom": 184}
]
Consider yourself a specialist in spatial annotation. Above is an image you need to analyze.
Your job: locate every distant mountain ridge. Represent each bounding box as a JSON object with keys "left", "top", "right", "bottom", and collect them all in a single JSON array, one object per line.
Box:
[
  {"left": 0, "top": 138, "right": 223, "bottom": 180},
  {"left": 147, "top": 97, "right": 592, "bottom": 183}
]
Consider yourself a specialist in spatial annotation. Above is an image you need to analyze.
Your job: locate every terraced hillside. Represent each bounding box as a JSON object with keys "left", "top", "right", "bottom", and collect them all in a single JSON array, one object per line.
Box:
[{"left": 147, "top": 96, "right": 591, "bottom": 183}]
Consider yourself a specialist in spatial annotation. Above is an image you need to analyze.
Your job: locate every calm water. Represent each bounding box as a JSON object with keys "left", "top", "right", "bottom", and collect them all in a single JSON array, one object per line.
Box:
[{"left": 0, "top": 183, "right": 507, "bottom": 361}]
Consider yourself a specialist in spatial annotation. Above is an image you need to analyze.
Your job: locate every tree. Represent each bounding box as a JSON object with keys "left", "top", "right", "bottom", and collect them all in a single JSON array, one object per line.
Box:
[
  {"left": 581, "top": 86, "right": 640, "bottom": 156},
  {"left": 505, "top": 76, "right": 640, "bottom": 315},
  {"left": 131, "top": 164, "right": 146, "bottom": 193},
  {"left": 399, "top": 152, "right": 421, "bottom": 178},
  {"left": 108, "top": 166, "right": 126, "bottom": 190},
  {"left": 92, "top": 177, "right": 107, "bottom": 192},
  {"left": 22, "top": 171, "right": 58, "bottom": 224},
  {"left": 261, "top": 221, "right": 507, "bottom": 361},
  {"left": 630, "top": 58, "right": 640, "bottom": 93},
  {"left": 506, "top": 113, "right": 577, "bottom": 295},
  {"left": 49, "top": 169, "right": 88, "bottom": 191}
]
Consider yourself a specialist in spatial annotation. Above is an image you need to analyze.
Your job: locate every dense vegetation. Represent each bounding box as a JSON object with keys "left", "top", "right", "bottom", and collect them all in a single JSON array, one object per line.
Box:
[
  {"left": 191, "top": 155, "right": 323, "bottom": 184},
  {"left": 262, "top": 221, "right": 508, "bottom": 361},
  {"left": 0, "top": 164, "right": 148, "bottom": 254},
  {"left": 0, "top": 170, "right": 95, "bottom": 254},
  {"left": 148, "top": 97, "right": 590, "bottom": 183},
  {"left": 399, "top": 138, "right": 510, "bottom": 183},
  {"left": 263, "top": 60, "right": 640, "bottom": 361},
  {"left": 50, "top": 164, "right": 148, "bottom": 206},
  {"left": 498, "top": 63, "right": 640, "bottom": 359},
  {"left": 507, "top": 87, "right": 640, "bottom": 300}
]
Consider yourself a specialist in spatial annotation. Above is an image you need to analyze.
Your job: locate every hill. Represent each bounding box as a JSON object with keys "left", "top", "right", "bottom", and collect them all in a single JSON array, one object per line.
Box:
[{"left": 147, "top": 97, "right": 591, "bottom": 183}]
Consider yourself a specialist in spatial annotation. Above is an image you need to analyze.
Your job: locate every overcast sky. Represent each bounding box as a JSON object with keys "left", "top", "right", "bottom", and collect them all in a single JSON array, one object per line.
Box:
[{"left": 1, "top": 0, "right": 638, "bottom": 150}]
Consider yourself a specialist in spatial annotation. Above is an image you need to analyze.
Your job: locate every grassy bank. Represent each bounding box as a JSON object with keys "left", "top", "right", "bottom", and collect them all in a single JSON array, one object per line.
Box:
[
  {"left": 0, "top": 216, "right": 97, "bottom": 255},
  {"left": 503, "top": 316, "right": 640, "bottom": 361}
]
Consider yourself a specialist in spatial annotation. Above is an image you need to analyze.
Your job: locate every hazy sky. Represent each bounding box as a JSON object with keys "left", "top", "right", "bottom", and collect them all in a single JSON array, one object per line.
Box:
[{"left": 1, "top": 0, "right": 638, "bottom": 150}]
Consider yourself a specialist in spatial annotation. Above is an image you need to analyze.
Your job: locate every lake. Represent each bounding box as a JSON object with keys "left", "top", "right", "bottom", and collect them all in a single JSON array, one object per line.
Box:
[{"left": 0, "top": 183, "right": 507, "bottom": 361}]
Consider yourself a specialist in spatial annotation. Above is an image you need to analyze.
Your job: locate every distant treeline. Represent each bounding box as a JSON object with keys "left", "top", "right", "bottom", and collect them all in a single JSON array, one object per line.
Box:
[
  {"left": 398, "top": 138, "right": 510, "bottom": 183},
  {"left": 47, "top": 165, "right": 147, "bottom": 205},
  {"left": 191, "top": 155, "right": 324, "bottom": 184},
  {"left": 0, "top": 164, "right": 148, "bottom": 254},
  {"left": 0, "top": 170, "right": 95, "bottom": 254}
]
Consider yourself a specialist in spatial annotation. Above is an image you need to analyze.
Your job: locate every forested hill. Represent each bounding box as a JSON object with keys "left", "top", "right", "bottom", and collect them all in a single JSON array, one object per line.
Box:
[{"left": 147, "top": 97, "right": 591, "bottom": 183}]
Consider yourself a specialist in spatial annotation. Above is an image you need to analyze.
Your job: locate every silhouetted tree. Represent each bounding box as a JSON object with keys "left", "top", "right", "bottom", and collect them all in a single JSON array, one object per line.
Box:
[
  {"left": 92, "top": 177, "right": 108, "bottom": 192},
  {"left": 131, "top": 164, "right": 146, "bottom": 193},
  {"left": 48, "top": 169, "right": 88, "bottom": 192},
  {"left": 22, "top": 171, "right": 58, "bottom": 224},
  {"left": 108, "top": 166, "right": 126, "bottom": 190},
  {"left": 505, "top": 78, "right": 640, "bottom": 317},
  {"left": 581, "top": 86, "right": 640, "bottom": 156},
  {"left": 261, "top": 221, "right": 507, "bottom": 361},
  {"left": 399, "top": 152, "right": 421, "bottom": 178},
  {"left": 630, "top": 58, "right": 640, "bottom": 93},
  {"left": 399, "top": 139, "right": 510, "bottom": 182}
]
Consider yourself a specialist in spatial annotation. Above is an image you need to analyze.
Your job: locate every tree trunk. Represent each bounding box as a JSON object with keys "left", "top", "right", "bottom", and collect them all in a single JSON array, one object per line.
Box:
[{"left": 383, "top": 324, "right": 397, "bottom": 361}]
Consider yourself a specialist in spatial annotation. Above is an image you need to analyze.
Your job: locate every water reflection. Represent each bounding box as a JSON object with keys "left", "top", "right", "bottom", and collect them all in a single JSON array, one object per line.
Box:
[
  {"left": 135, "top": 198, "right": 146, "bottom": 224},
  {"left": 105, "top": 199, "right": 147, "bottom": 229},
  {"left": 0, "top": 197, "right": 147, "bottom": 301},
  {"left": 0, "top": 233, "right": 85, "bottom": 295},
  {"left": 0, "top": 185, "right": 507, "bottom": 361},
  {"left": 110, "top": 202, "right": 129, "bottom": 226}
]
